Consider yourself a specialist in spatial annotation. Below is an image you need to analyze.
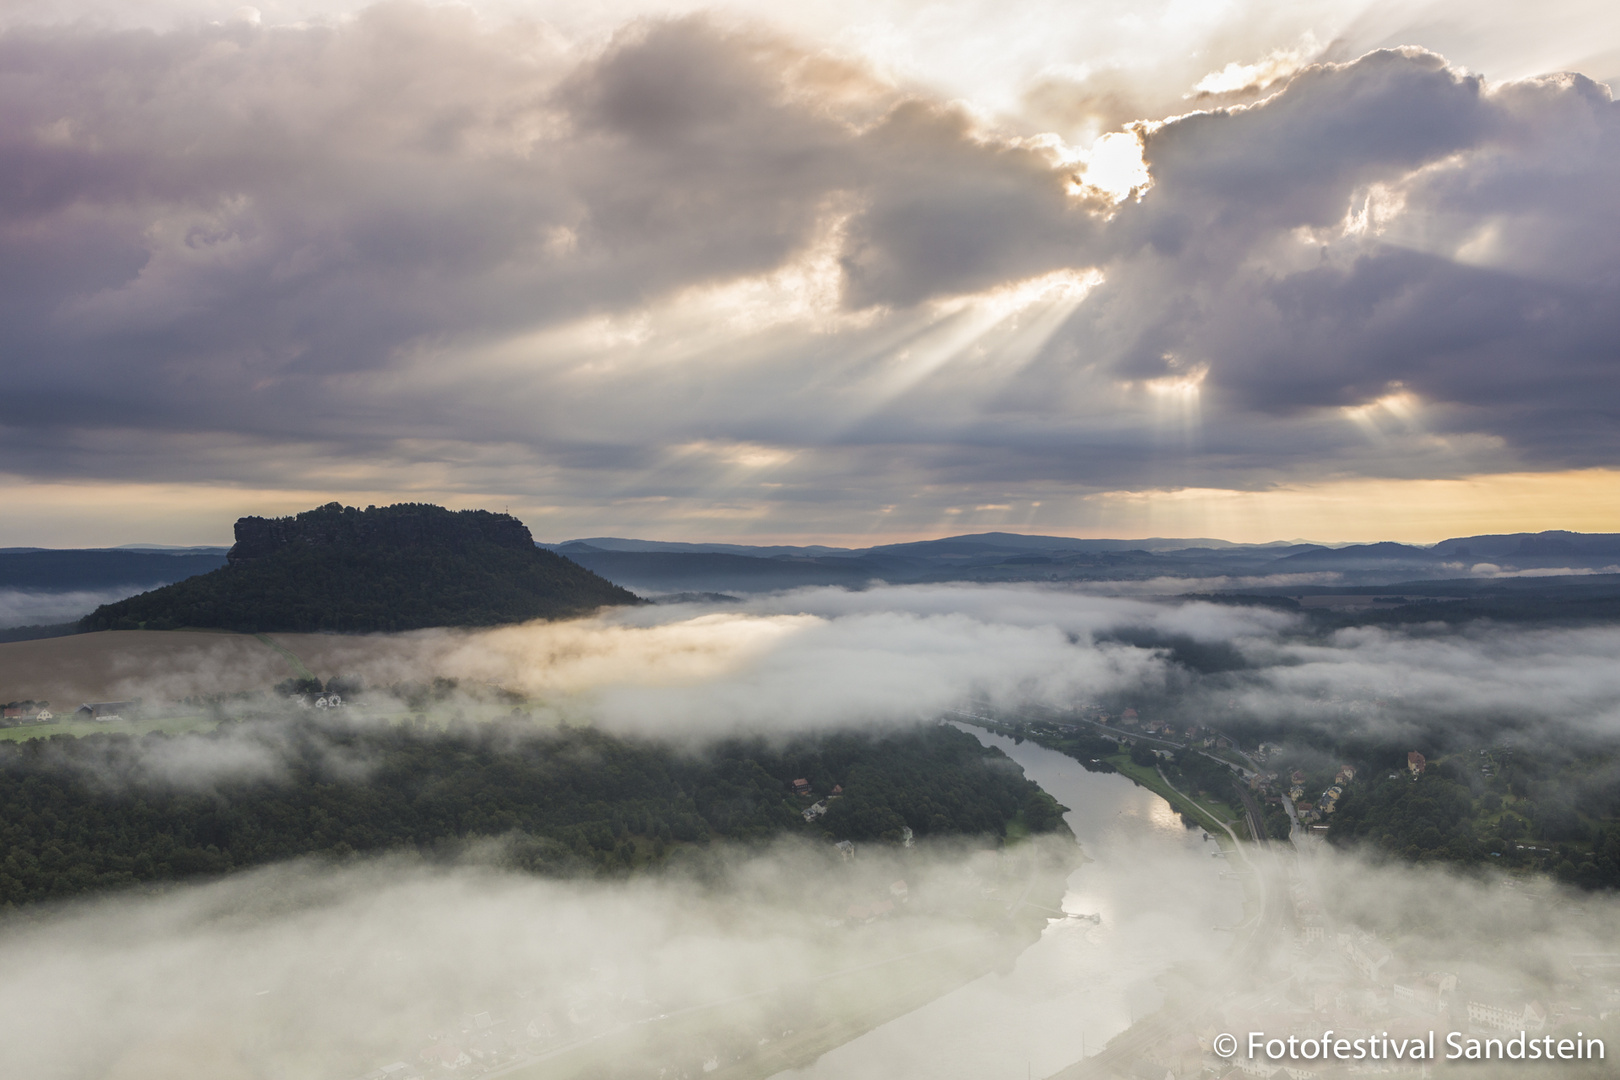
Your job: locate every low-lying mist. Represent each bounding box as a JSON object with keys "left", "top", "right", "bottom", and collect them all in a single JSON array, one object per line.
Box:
[
  {"left": 7, "top": 583, "right": 1620, "bottom": 1076},
  {"left": 0, "top": 585, "right": 152, "bottom": 629},
  {"left": 0, "top": 837, "right": 1081, "bottom": 1080},
  {"left": 10, "top": 582, "right": 1618, "bottom": 767},
  {"left": 108, "top": 583, "right": 1620, "bottom": 747},
  {"left": 4, "top": 806, "right": 1617, "bottom": 1079}
]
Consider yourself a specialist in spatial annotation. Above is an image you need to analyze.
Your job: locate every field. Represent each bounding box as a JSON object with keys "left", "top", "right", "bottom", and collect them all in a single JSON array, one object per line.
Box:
[
  {"left": 0, "top": 630, "right": 302, "bottom": 713},
  {"left": 0, "top": 627, "right": 500, "bottom": 711}
]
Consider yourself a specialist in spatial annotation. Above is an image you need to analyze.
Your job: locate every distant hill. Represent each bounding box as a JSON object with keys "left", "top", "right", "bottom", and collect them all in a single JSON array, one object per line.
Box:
[
  {"left": 552, "top": 543, "right": 882, "bottom": 593},
  {"left": 80, "top": 503, "right": 639, "bottom": 633},
  {"left": 542, "top": 529, "right": 1620, "bottom": 594},
  {"left": 0, "top": 549, "right": 226, "bottom": 591}
]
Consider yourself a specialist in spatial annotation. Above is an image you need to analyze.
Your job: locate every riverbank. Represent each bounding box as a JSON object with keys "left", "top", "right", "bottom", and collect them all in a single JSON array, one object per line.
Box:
[
  {"left": 956, "top": 716, "right": 1249, "bottom": 846},
  {"left": 772, "top": 726, "right": 1246, "bottom": 1080}
]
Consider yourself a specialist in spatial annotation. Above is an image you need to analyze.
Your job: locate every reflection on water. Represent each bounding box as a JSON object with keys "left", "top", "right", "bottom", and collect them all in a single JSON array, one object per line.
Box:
[{"left": 773, "top": 726, "right": 1243, "bottom": 1080}]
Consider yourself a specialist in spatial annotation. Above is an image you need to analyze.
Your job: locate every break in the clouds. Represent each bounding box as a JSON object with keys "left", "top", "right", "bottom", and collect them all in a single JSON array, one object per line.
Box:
[{"left": 1, "top": 0, "right": 1617, "bottom": 540}]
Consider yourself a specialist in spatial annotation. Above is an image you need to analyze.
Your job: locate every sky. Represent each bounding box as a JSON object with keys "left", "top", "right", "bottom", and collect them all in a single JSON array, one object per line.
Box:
[{"left": 2, "top": 0, "right": 1618, "bottom": 547}]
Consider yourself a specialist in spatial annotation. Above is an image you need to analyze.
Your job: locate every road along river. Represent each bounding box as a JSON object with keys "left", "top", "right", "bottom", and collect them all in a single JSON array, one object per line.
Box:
[{"left": 772, "top": 725, "right": 1245, "bottom": 1080}]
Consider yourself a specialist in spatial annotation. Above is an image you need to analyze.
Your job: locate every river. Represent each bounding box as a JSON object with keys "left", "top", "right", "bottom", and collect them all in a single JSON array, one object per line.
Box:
[{"left": 772, "top": 725, "right": 1245, "bottom": 1080}]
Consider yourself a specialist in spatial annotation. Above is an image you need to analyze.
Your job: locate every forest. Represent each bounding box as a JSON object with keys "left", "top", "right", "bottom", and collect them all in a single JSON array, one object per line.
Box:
[
  {"left": 0, "top": 719, "right": 1068, "bottom": 908},
  {"left": 1329, "top": 748, "right": 1620, "bottom": 889}
]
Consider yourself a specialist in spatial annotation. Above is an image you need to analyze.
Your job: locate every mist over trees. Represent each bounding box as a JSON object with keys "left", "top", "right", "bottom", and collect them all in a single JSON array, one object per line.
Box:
[{"left": 0, "top": 720, "right": 1065, "bottom": 908}]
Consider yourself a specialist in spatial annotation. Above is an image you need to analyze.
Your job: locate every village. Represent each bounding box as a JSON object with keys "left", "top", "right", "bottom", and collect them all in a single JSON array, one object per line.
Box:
[{"left": 1, "top": 698, "right": 141, "bottom": 726}]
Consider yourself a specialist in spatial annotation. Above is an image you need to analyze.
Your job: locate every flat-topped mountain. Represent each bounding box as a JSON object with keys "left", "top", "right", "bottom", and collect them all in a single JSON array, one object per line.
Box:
[{"left": 80, "top": 503, "right": 639, "bottom": 633}]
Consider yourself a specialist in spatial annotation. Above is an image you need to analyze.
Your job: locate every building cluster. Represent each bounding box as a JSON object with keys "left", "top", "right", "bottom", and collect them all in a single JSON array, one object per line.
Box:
[
  {"left": 0, "top": 699, "right": 53, "bottom": 726},
  {"left": 797, "top": 781, "right": 843, "bottom": 822},
  {"left": 0, "top": 698, "right": 144, "bottom": 726},
  {"left": 1101, "top": 707, "right": 1225, "bottom": 749}
]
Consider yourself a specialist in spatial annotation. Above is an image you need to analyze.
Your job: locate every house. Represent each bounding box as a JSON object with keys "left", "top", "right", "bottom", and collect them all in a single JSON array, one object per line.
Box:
[
  {"left": 834, "top": 839, "right": 854, "bottom": 861},
  {"left": 1408, "top": 751, "right": 1427, "bottom": 775},
  {"left": 1341, "top": 932, "right": 1393, "bottom": 982},
  {"left": 791, "top": 778, "right": 811, "bottom": 795},
  {"left": 802, "top": 800, "right": 828, "bottom": 821},
  {"left": 1467, "top": 997, "right": 1547, "bottom": 1033},
  {"left": 1335, "top": 765, "right": 1357, "bottom": 784},
  {"left": 76, "top": 701, "right": 134, "bottom": 721},
  {"left": 830, "top": 784, "right": 843, "bottom": 796},
  {"left": 3, "top": 701, "right": 52, "bottom": 725}
]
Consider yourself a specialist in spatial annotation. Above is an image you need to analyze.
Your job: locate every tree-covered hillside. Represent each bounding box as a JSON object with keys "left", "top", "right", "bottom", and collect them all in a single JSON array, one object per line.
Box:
[
  {"left": 0, "top": 720, "right": 1068, "bottom": 907},
  {"left": 78, "top": 503, "right": 638, "bottom": 633},
  {"left": 1330, "top": 756, "right": 1620, "bottom": 890}
]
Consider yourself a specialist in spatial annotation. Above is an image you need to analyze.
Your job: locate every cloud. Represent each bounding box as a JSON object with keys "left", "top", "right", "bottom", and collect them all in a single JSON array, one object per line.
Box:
[
  {"left": 43, "top": 725, "right": 293, "bottom": 792},
  {"left": 2, "top": 730, "right": 1614, "bottom": 1080},
  {"left": 0, "top": 843, "right": 1062, "bottom": 1079},
  {"left": 1082, "top": 49, "right": 1620, "bottom": 459},
  {"left": 0, "top": 6, "right": 1618, "bottom": 540},
  {"left": 1223, "top": 621, "right": 1620, "bottom": 742},
  {"left": 6, "top": 578, "right": 1620, "bottom": 1076},
  {"left": 14, "top": 581, "right": 1618, "bottom": 758},
  {"left": 0, "top": 586, "right": 150, "bottom": 628}
]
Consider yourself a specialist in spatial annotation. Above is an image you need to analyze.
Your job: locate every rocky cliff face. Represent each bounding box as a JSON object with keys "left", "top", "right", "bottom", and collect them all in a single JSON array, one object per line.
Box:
[{"left": 228, "top": 502, "right": 534, "bottom": 563}]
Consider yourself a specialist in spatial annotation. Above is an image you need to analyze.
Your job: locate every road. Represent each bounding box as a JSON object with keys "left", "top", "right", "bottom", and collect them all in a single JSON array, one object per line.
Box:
[{"left": 1232, "top": 783, "right": 1269, "bottom": 849}]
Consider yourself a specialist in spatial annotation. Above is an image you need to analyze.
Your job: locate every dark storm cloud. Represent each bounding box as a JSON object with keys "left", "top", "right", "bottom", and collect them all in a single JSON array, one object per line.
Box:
[
  {"left": 0, "top": 6, "right": 1617, "bottom": 509},
  {"left": 0, "top": 7, "right": 1097, "bottom": 465},
  {"left": 1137, "top": 50, "right": 1490, "bottom": 236},
  {"left": 1069, "top": 49, "right": 1620, "bottom": 461},
  {"left": 838, "top": 101, "right": 1103, "bottom": 307}
]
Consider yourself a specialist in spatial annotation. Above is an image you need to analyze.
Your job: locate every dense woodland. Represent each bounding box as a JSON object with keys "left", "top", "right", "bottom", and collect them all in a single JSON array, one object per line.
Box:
[
  {"left": 1330, "top": 749, "right": 1620, "bottom": 889},
  {"left": 0, "top": 720, "right": 1066, "bottom": 908},
  {"left": 79, "top": 503, "right": 637, "bottom": 633}
]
